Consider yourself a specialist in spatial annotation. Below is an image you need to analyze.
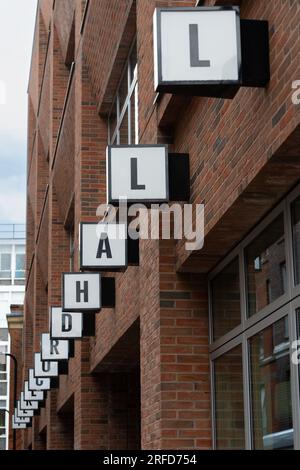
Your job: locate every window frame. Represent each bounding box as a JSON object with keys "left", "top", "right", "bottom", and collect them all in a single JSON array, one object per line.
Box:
[
  {"left": 209, "top": 182, "right": 300, "bottom": 450},
  {"left": 108, "top": 39, "right": 138, "bottom": 146}
]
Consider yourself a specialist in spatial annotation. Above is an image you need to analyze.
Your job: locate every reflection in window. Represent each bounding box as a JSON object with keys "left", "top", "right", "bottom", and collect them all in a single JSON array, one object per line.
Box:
[
  {"left": 211, "top": 257, "right": 241, "bottom": 341},
  {"left": 291, "top": 196, "right": 300, "bottom": 285},
  {"left": 249, "top": 316, "right": 293, "bottom": 449},
  {"left": 245, "top": 214, "right": 286, "bottom": 317},
  {"left": 214, "top": 345, "right": 245, "bottom": 449}
]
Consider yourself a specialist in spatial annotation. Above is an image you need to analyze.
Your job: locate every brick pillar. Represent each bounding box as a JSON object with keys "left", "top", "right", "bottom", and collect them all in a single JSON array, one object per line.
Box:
[
  {"left": 7, "top": 306, "right": 24, "bottom": 450},
  {"left": 72, "top": 20, "right": 110, "bottom": 448},
  {"left": 74, "top": 343, "right": 109, "bottom": 450},
  {"left": 140, "top": 238, "right": 211, "bottom": 449}
]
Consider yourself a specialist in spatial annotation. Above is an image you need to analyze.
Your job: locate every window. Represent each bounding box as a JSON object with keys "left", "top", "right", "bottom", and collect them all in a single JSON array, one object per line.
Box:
[
  {"left": 0, "top": 383, "right": 7, "bottom": 397},
  {"left": 245, "top": 214, "right": 286, "bottom": 317},
  {"left": 249, "top": 317, "right": 293, "bottom": 449},
  {"left": 209, "top": 185, "right": 300, "bottom": 449},
  {"left": 14, "top": 245, "right": 25, "bottom": 285},
  {"left": 109, "top": 41, "right": 138, "bottom": 145},
  {"left": 0, "top": 329, "right": 8, "bottom": 342},
  {"left": 291, "top": 196, "right": 300, "bottom": 285},
  {"left": 211, "top": 257, "right": 241, "bottom": 341},
  {"left": 214, "top": 345, "right": 245, "bottom": 449},
  {"left": 0, "top": 437, "right": 5, "bottom": 450},
  {"left": 0, "top": 246, "right": 11, "bottom": 282}
]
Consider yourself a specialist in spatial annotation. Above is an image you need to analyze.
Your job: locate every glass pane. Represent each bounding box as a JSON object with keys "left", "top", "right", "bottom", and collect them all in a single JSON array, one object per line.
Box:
[
  {"left": 0, "top": 245, "right": 11, "bottom": 253},
  {"left": 0, "top": 329, "right": 8, "bottom": 341},
  {"left": 0, "top": 400, "right": 6, "bottom": 407},
  {"left": 0, "top": 410, "right": 5, "bottom": 427},
  {"left": 16, "top": 253, "right": 25, "bottom": 271},
  {"left": 245, "top": 214, "right": 286, "bottom": 317},
  {"left": 109, "top": 99, "right": 118, "bottom": 144},
  {"left": 1, "top": 253, "right": 11, "bottom": 271},
  {"left": 249, "top": 316, "right": 293, "bottom": 449},
  {"left": 130, "top": 93, "right": 136, "bottom": 145},
  {"left": 129, "top": 42, "right": 137, "bottom": 84},
  {"left": 118, "top": 69, "right": 128, "bottom": 114},
  {"left": 214, "top": 345, "right": 245, "bottom": 449},
  {"left": 0, "top": 383, "right": 7, "bottom": 396},
  {"left": 211, "top": 257, "right": 241, "bottom": 341},
  {"left": 291, "top": 196, "right": 300, "bottom": 285},
  {"left": 0, "top": 437, "right": 5, "bottom": 450},
  {"left": 119, "top": 110, "right": 129, "bottom": 144}
]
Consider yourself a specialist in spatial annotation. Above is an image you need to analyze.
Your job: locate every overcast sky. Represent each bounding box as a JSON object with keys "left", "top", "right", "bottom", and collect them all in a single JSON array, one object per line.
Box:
[{"left": 0, "top": 0, "right": 37, "bottom": 224}]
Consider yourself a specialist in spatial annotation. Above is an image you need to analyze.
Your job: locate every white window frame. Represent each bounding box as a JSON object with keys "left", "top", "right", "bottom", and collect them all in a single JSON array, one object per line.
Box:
[
  {"left": 108, "top": 39, "right": 138, "bottom": 145},
  {"left": 209, "top": 182, "right": 300, "bottom": 450}
]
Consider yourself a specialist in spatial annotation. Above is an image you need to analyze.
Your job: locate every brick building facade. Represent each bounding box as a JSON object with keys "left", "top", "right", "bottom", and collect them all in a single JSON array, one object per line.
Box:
[{"left": 10, "top": 0, "right": 300, "bottom": 450}]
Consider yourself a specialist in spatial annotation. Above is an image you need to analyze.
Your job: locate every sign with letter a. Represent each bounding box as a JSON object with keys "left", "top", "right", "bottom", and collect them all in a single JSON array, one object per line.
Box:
[
  {"left": 107, "top": 145, "right": 168, "bottom": 204},
  {"left": 80, "top": 223, "right": 127, "bottom": 269},
  {"left": 62, "top": 273, "right": 101, "bottom": 312},
  {"left": 51, "top": 307, "right": 83, "bottom": 339}
]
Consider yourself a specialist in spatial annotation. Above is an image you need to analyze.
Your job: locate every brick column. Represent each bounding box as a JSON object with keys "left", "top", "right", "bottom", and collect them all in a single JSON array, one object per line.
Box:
[{"left": 140, "top": 239, "right": 211, "bottom": 449}]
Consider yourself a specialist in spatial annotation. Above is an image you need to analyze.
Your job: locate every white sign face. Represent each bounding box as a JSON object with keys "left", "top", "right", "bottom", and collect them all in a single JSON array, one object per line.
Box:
[
  {"left": 12, "top": 416, "right": 29, "bottom": 429},
  {"left": 41, "top": 333, "right": 69, "bottom": 361},
  {"left": 34, "top": 352, "right": 58, "bottom": 378},
  {"left": 80, "top": 223, "right": 127, "bottom": 269},
  {"left": 51, "top": 307, "right": 83, "bottom": 339},
  {"left": 24, "top": 381, "right": 44, "bottom": 402},
  {"left": 17, "top": 402, "right": 34, "bottom": 418},
  {"left": 153, "top": 7, "right": 240, "bottom": 89},
  {"left": 13, "top": 412, "right": 30, "bottom": 424},
  {"left": 62, "top": 273, "right": 101, "bottom": 312},
  {"left": 20, "top": 392, "right": 39, "bottom": 410},
  {"left": 107, "top": 146, "right": 168, "bottom": 204},
  {"left": 28, "top": 368, "right": 50, "bottom": 391}
]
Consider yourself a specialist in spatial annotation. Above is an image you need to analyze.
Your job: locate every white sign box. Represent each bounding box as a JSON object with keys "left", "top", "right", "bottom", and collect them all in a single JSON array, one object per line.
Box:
[
  {"left": 17, "top": 402, "right": 34, "bottom": 418},
  {"left": 80, "top": 223, "right": 127, "bottom": 269},
  {"left": 62, "top": 273, "right": 101, "bottom": 312},
  {"left": 51, "top": 307, "right": 83, "bottom": 339},
  {"left": 12, "top": 416, "right": 29, "bottom": 429},
  {"left": 13, "top": 412, "right": 30, "bottom": 424},
  {"left": 153, "top": 7, "right": 241, "bottom": 90},
  {"left": 24, "top": 381, "right": 44, "bottom": 402},
  {"left": 107, "top": 145, "right": 169, "bottom": 204},
  {"left": 41, "top": 333, "right": 69, "bottom": 361},
  {"left": 28, "top": 368, "right": 50, "bottom": 391},
  {"left": 34, "top": 352, "right": 58, "bottom": 378},
  {"left": 20, "top": 392, "right": 39, "bottom": 410}
]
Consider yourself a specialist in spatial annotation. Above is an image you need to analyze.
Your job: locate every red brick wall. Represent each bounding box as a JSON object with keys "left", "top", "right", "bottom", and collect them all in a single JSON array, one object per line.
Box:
[{"left": 19, "top": 0, "right": 300, "bottom": 451}]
